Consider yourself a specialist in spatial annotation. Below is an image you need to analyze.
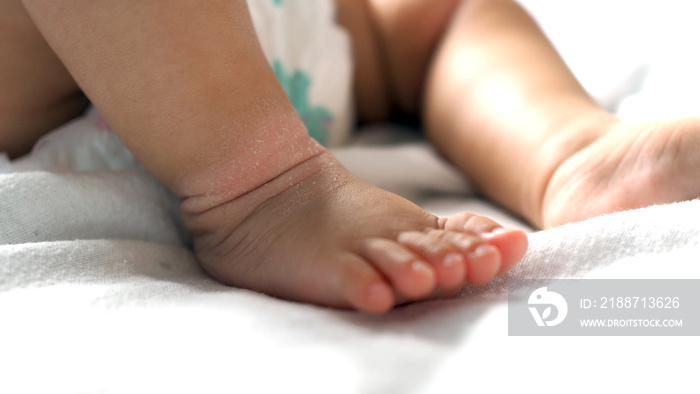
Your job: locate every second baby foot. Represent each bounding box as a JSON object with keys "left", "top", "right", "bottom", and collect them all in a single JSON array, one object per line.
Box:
[{"left": 543, "top": 116, "right": 700, "bottom": 228}]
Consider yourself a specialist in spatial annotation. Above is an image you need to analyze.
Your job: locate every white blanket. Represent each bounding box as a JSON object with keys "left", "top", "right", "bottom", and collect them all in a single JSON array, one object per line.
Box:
[{"left": 3, "top": 1, "right": 700, "bottom": 392}]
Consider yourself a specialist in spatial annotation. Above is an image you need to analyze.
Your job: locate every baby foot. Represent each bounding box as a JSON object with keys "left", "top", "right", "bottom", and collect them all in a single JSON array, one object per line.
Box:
[
  {"left": 543, "top": 116, "right": 700, "bottom": 228},
  {"left": 183, "top": 148, "right": 527, "bottom": 314}
]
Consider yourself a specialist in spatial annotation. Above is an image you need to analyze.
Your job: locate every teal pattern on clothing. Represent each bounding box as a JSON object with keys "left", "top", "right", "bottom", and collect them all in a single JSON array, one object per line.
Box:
[
  {"left": 273, "top": 60, "right": 332, "bottom": 146},
  {"left": 272, "top": 0, "right": 282, "bottom": 6}
]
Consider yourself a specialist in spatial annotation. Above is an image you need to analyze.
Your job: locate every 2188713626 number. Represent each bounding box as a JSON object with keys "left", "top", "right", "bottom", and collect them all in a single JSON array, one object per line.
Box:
[{"left": 599, "top": 296, "right": 680, "bottom": 309}]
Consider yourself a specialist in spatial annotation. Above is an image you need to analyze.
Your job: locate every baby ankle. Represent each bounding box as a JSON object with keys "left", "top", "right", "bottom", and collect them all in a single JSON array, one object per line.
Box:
[{"left": 177, "top": 135, "right": 326, "bottom": 213}]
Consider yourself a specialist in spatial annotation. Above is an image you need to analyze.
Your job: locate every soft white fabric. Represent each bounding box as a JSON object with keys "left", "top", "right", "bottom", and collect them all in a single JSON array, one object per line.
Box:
[
  {"left": 2, "top": 156, "right": 699, "bottom": 393},
  {"left": 3, "top": 1, "right": 700, "bottom": 393},
  {"left": 3, "top": 118, "right": 699, "bottom": 394}
]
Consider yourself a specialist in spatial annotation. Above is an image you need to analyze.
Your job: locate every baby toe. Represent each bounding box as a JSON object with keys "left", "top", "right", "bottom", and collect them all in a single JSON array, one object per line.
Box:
[
  {"left": 357, "top": 238, "right": 437, "bottom": 300},
  {"left": 464, "top": 244, "right": 502, "bottom": 284},
  {"left": 397, "top": 230, "right": 467, "bottom": 291},
  {"left": 332, "top": 252, "right": 395, "bottom": 314},
  {"left": 481, "top": 228, "right": 528, "bottom": 274},
  {"left": 442, "top": 212, "right": 502, "bottom": 235},
  {"left": 443, "top": 212, "right": 528, "bottom": 276},
  {"left": 431, "top": 230, "right": 503, "bottom": 285}
]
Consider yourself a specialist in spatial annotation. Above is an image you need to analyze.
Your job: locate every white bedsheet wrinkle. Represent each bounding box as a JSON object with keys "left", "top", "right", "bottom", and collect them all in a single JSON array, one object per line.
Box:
[{"left": 0, "top": 170, "right": 187, "bottom": 247}]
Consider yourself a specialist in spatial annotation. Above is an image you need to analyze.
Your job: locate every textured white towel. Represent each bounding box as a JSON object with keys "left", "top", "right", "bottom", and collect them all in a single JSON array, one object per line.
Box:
[{"left": 2, "top": 111, "right": 699, "bottom": 393}]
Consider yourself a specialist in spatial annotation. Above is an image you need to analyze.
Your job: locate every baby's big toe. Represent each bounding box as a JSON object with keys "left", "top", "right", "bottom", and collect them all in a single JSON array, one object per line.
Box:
[{"left": 481, "top": 229, "right": 528, "bottom": 274}]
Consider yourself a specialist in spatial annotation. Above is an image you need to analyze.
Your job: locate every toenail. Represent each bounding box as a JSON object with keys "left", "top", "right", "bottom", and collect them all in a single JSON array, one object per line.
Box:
[
  {"left": 411, "top": 261, "right": 434, "bottom": 277},
  {"left": 365, "top": 282, "right": 392, "bottom": 305},
  {"left": 468, "top": 244, "right": 497, "bottom": 258},
  {"left": 442, "top": 253, "right": 464, "bottom": 267},
  {"left": 481, "top": 227, "right": 507, "bottom": 238}
]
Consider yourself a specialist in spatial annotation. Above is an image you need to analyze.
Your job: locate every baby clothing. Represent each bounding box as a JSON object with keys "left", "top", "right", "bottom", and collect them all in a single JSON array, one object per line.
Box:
[{"left": 247, "top": 0, "right": 355, "bottom": 147}]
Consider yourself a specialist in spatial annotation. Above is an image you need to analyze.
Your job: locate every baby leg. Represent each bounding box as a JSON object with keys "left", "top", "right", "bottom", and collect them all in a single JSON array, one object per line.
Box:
[
  {"left": 422, "top": 0, "right": 700, "bottom": 228},
  {"left": 22, "top": 0, "right": 527, "bottom": 313},
  {"left": 0, "top": 0, "right": 88, "bottom": 158},
  {"left": 361, "top": 0, "right": 700, "bottom": 229}
]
